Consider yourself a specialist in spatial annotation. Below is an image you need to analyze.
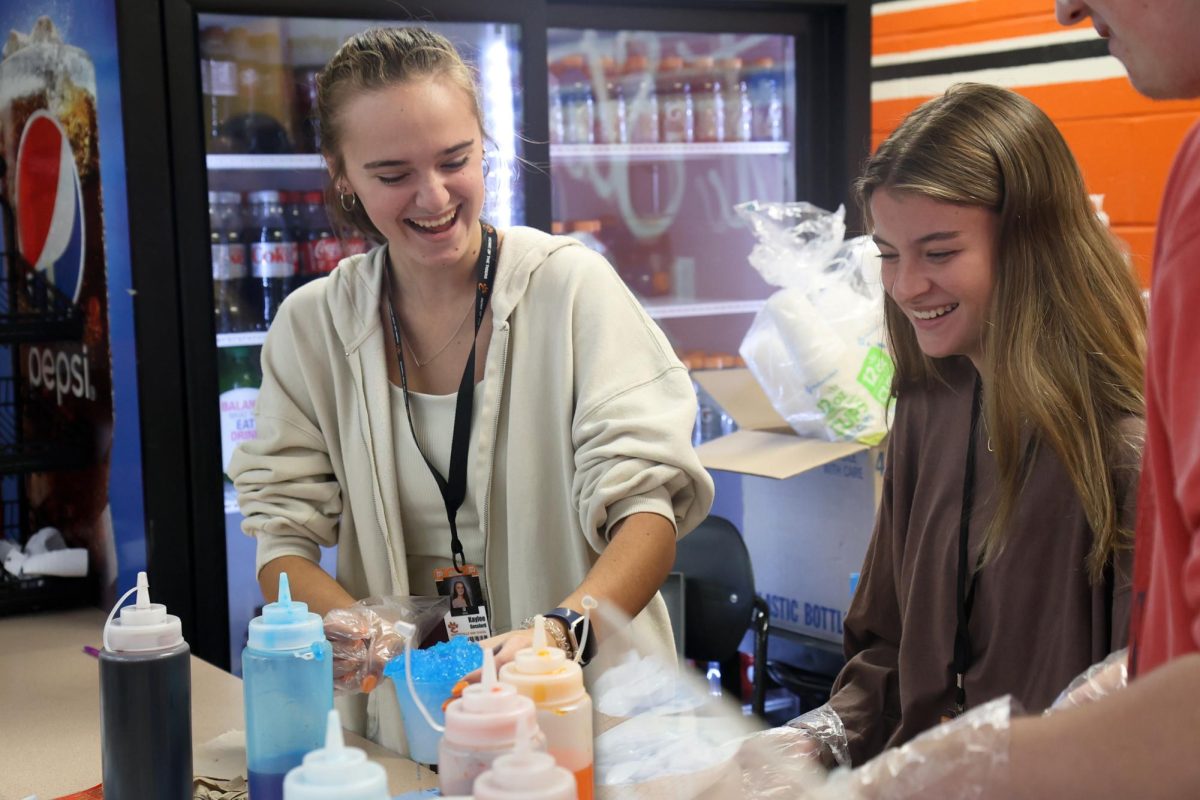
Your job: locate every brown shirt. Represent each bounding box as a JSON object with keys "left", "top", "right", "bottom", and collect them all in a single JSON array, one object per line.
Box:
[{"left": 829, "top": 357, "right": 1140, "bottom": 764}]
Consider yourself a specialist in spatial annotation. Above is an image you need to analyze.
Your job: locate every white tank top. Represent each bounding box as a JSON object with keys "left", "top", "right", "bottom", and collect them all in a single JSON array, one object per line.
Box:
[{"left": 391, "top": 384, "right": 485, "bottom": 596}]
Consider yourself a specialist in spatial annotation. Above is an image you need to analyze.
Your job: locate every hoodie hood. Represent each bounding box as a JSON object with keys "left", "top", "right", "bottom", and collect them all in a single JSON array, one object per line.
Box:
[{"left": 324, "top": 225, "right": 583, "bottom": 354}]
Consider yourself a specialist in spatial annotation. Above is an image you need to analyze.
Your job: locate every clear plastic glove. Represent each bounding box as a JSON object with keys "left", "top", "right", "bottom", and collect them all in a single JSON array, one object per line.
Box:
[
  {"left": 1045, "top": 648, "right": 1128, "bottom": 715},
  {"left": 785, "top": 702, "right": 852, "bottom": 767},
  {"left": 733, "top": 725, "right": 831, "bottom": 797},
  {"left": 806, "top": 696, "right": 1019, "bottom": 800},
  {"left": 322, "top": 595, "right": 449, "bottom": 695}
]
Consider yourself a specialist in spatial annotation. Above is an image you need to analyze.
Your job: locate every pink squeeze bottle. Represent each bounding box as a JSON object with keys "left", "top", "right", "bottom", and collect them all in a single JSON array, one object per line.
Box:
[
  {"left": 472, "top": 717, "right": 577, "bottom": 800},
  {"left": 438, "top": 648, "right": 546, "bottom": 796}
]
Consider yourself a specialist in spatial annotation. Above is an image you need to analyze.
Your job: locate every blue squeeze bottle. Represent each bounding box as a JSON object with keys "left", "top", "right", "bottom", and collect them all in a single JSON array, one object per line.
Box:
[{"left": 243, "top": 572, "right": 334, "bottom": 800}]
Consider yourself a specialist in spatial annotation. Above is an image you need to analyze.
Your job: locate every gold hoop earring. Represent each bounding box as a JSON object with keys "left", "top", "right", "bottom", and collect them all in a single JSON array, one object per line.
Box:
[{"left": 338, "top": 186, "right": 357, "bottom": 212}]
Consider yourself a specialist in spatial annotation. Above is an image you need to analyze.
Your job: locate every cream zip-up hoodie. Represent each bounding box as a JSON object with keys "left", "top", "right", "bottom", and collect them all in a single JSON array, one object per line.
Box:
[{"left": 230, "top": 226, "right": 714, "bottom": 750}]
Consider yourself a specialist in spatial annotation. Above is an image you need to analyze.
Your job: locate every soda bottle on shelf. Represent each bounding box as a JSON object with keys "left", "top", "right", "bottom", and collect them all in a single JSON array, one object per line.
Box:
[
  {"left": 657, "top": 57, "right": 694, "bottom": 144},
  {"left": 621, "top": 55, "right": 659, "bottom": 144},
  {"left": 227, "top": 27, "right": 292, "bottom": 153},
  {"left": 246, "top": 190, "right": 298, "bottom": 329},
  {"left": 718, "top": 57, "right": 752, "bottom": 143},
  {"left": 338, "top": 224, "right": 372, "bottom": 258},
  {"left": 299, "top": 191, "right": 344, "bottom": 286},
  {"left": 558, "top": 55, "right": 594, "bottom": 145},
  {"left": 547, "top": 59, "right": 566, "bottom": 146},
  {"left": 210, "top": 191, "right": 251, "bottom": 334},
  {"left": 290, "top": 35, "right": 333, "bottom": 153},
  {"left": 689, "top": 57, "right": 724, "bottom": 143},
  {"left": 747, "top": 57, "right": 785, "bottom": 142},
  {"left": 594, "top": 57, "right": 627, "bottom": 145},
  {"left": 200, "top": 26, "right": 237, "bottom": 153},
  {"left": 255, "top": 31, "right": 294, "bottom": 146},
  {"left": 281, "top": 191, "right": 305, "bottom": 245}
]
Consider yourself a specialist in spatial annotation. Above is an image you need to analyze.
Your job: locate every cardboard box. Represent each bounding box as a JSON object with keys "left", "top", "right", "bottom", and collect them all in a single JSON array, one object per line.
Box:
[{"left": 693, "top": 368, "right": 884, "bottom": 644}]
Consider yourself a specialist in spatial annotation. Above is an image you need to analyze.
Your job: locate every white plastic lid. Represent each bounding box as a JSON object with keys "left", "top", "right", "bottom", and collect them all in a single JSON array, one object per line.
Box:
[
  {"left": 472, "top": 717, "right": 577, "bottom": 800},
  {"left": 283, "top": 709, "right": 389, "bottom": 800},
  {"left": 103, "top": 572, "right": 184, "bottom": 653},
  {"left": 248, "top": 572, "right": 326, "bottom": 651}
]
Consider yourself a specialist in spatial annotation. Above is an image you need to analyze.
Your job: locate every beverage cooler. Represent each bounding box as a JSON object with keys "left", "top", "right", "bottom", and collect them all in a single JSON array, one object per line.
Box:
[{"left": 118, "top": 0, "right": 867, "bottom": 671}]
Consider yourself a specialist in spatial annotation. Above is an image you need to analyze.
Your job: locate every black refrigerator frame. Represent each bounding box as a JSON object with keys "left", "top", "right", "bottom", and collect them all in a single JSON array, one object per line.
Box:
[{"left": 115, "top": 0, "right": 869, "bottom": 669}]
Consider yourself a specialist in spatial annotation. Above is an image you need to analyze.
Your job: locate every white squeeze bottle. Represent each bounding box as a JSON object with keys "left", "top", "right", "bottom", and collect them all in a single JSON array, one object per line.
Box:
[
  {"left": 473, "top": 717, "right": 577, "bottom": 800},
  {"left": 439, "top": 647, "right": 547, "bottom": 795},
  {"left": 498, "top": 615, "right": 593, "bottom": 800},
  {"left": 283, "top": 709, "right": 388, "bottom": 800}
]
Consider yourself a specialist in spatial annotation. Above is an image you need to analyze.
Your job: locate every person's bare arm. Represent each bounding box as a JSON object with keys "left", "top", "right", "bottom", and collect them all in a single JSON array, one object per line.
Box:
[
  {"left": 259, "top": 555, "right": 355, "bottom": 615},
  {"left": 479, "top": 511, "right": 676, "bottom": 671}
]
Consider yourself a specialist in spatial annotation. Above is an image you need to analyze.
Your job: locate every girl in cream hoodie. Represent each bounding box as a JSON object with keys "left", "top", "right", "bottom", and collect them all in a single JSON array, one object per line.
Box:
[{"left": 228, "top": 27, "right": 714, "bottom": 752}]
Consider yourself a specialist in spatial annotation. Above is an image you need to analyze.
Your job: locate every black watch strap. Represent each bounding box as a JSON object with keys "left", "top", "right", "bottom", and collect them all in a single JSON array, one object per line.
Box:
[{"left": 546, "top": 606, "right": 595, "bottom": 665}]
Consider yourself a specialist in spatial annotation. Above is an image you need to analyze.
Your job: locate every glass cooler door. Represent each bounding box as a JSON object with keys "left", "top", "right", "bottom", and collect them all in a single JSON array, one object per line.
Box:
[{"left": 547, "top": 28, "right": 797, "bottom": 377}]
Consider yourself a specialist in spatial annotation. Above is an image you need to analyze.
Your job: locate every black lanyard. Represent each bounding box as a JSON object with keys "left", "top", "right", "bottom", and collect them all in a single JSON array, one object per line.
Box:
[
  {"left": 384, "top": 221, "right": 498, "bottom": 571},
  {"left": 953, "top": 376, "right": 984, "bottom": 715}
]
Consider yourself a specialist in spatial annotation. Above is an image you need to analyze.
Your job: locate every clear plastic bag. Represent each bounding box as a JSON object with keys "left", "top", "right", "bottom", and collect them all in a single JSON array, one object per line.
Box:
[
  {"left": 322, "top": 594, "right": 450, "bottom": 695},
  {"left": 735, "top": 201, "right": 892, "bottom": 444}
]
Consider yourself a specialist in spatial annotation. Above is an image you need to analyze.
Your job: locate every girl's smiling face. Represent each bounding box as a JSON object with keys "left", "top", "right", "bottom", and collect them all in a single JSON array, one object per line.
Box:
[{"left": 871, "top": 188, "right": 999, "bottom": 368}]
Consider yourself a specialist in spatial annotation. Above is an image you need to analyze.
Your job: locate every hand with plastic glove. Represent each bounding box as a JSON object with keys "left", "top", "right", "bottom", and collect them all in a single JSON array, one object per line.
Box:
[
  {"left": 322, "top": 595, "right": 450, "bottom": 695},
  {"left": 732, "top": 725, "right": 834, "bottom": 798},
  {"left": 784, "top": 702, "right": 852, "bottom": 768},
  {"left": 804, "top": 696, "right": 1019, "bottom": 800},
  {"left": 323, "top": 604, "right": 405, "bottom": 695},
  {"left": 1044, "top": 648, "right": 1128, "bottom": 715}
]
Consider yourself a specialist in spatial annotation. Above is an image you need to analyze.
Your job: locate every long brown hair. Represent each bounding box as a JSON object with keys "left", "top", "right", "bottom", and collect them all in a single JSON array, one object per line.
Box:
[
  {"left": 857, "top": 83, "right": 1145, "bottom": 580},
  {"left": 315, "top": 27, "right": 485, "bottom": 239}
]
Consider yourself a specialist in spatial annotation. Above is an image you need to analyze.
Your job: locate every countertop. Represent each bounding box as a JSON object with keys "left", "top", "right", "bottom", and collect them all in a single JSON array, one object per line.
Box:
[{"left": 0, "top": 607, "right": 437, "bottom": 799}]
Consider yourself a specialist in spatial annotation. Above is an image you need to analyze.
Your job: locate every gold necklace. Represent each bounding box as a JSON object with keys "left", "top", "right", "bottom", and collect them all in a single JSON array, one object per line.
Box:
[{"left": 400, "top": 301, "right": 475, "bottom": 368}]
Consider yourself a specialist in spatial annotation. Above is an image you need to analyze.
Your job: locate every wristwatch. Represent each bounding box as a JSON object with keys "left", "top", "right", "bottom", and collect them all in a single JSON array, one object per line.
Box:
[{"left": 544, "top": 607, "right": 596, "bottom": 666}]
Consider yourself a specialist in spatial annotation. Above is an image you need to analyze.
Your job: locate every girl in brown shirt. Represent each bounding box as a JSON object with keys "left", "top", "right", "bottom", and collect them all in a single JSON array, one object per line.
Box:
[{"left": 796, "top": 84, "right": 1147, "bottom": 766}]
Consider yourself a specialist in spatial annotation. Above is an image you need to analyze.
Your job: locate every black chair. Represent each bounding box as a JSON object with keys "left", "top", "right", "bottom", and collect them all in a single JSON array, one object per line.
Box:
[{"left": 668, "top": 514, "right": 769, "bottom": 717}]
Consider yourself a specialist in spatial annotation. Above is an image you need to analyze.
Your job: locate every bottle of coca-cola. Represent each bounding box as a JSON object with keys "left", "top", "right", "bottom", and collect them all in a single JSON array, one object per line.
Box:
[
  {"left": 210, "top": 191, "right": 251, "bottom": 333},
  {"left": 246, "top": 189, "right": 298, "bottom": 329},
  {"left": 281, "top": 190, "right": 305, "bottom": 244},
  {"left": 299, "top": 190, "right": 343, "bottom": 286},
  {"left": 338, "top": 223, "right": 371, "bottom": 258}
]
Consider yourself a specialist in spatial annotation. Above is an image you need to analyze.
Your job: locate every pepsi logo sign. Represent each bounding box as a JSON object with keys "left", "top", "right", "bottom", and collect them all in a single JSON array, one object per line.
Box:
[{"left": 15, "top": 110, "right": 85, "bottom": 303}]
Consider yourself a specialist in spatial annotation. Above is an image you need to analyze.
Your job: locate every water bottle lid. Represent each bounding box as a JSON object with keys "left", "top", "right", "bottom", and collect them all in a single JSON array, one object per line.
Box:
[
  {"left": 283, "top": 710, "right": 389, "bottom": 800},
  {"left": 103, "top": 571, "right": 185, "bottom": 653},
  {"left": 247, "top": 572, "right": 326, "bottom": 651}
]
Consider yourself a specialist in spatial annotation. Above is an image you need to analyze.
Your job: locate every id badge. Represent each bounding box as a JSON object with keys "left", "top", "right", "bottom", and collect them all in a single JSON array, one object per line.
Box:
[{"left": 434, "top": 564, "right": 492, "bottom": 641}]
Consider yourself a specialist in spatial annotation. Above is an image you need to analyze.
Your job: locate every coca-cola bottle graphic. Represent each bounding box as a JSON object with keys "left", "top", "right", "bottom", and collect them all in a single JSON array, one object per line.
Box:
[
  {"left": 298, "top": 191, "right": 343, "bottom": 286},
  {"left": 210, "top": 191, "right": 251, "bottom": 333},
  {"left": 246, "top": 190, "right": 297, "bottom": 329}
]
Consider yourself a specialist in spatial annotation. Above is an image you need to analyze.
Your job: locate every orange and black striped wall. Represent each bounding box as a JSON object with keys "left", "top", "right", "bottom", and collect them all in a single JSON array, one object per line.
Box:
[{"left": 869, "top": 0, "right": 1200, "bottom": 286}]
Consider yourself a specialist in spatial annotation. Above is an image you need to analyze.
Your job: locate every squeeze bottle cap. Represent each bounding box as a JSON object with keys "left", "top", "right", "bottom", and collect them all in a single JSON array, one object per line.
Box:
[
  {"left": 472, "top": 716, "right": 577, "bottom": 800},
  {"left": 103, "top": 571, "right": 184, "bottom": 653},
  {"left": 445, "top": 647, "right": 538, "bottom": 748},
  {"left": 283, "top": 709, "right": 389, "bottom": 800},
  {"left": 499, "top": 615, "right": 585, "bottom": 706},
  {"left": 248, "top": 572, "right": 325, "bottom": 651},
  {"left": 513, "top": 615, "right": 567, "bottom": 674}
]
